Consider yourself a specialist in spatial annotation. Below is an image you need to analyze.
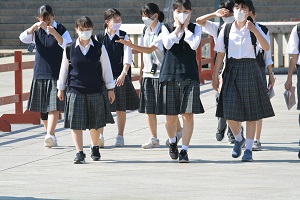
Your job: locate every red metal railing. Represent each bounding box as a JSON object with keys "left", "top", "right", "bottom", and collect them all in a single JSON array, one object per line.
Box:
[
  {"left": 0, "top": 51, "right": 40, "bottom": 132},
  {"left": 0, "top": 38, "right": 215, "bottom": 132},
  {"left": 196, "top": 36, "right": 215, "bottom": 84}
]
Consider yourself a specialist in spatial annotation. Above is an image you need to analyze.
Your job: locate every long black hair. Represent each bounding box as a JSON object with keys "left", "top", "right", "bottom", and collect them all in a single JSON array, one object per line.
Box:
[{"left": 37, "top": 5, "right": 54, "bottom": 20}]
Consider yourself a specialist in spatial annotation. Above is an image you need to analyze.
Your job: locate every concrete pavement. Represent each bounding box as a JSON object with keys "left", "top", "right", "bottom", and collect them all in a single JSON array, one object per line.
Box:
[{"left": 0, "top": 55, "right": 300, "bottom": 200}]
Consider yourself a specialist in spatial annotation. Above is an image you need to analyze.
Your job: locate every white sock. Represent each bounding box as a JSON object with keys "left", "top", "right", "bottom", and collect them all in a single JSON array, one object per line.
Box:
[
  {"left": 245, "top": 139, "right": 254, "bottom": 151},
  {"left": 234, "top": 133, "right": 243, "bottom": 142},
  {"left": 255, "top": 139, "right": 260, "bottom": 142},
  {"left": 100, "top": 134, "right": 103, "bottom": 138},
  {"left": 182, "top": 145, "right": 188, "bottom": 151},
  {"left": 169, "top": 136, "right": 176, "bottom": 144}
]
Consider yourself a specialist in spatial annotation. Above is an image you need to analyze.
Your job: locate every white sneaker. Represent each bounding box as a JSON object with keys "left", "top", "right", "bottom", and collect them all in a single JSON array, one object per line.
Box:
[
  {"left": 115, "top": 135, "right": 124, "bottom": 147},
  {"left": 44, "top": 134, "right": 57, "bottom": 148},
  {"left": 141, "top": 137, "right": 160, "bottom": 149},
  {"left": 98, "top": 136, "right": 104, "bottom": 148}
]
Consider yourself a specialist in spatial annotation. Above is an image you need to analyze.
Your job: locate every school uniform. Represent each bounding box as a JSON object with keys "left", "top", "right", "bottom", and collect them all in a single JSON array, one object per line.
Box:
[
  {"left": 102, "top": 29, "right": 139, "bottom": 112},
  {"left": 139, "top": 22, "right": 164, "bottom": 114},
  {"left": 19, "top": 21, "right": 72, "bottom": 114},
  {"left": 287, "top": 25, "right": 300, "bottom": 110},
  {"left": 215, "top": 22, "right": 275, "bottom": 121},
  {"left": 57, "top": 38, "right": 115, "bottom": 130},
  {"left": 158, "top": 23, "right": 205, "bottom": 115},
  {"left": 203, "top": 20, "right": 230, "bottom": 133}
]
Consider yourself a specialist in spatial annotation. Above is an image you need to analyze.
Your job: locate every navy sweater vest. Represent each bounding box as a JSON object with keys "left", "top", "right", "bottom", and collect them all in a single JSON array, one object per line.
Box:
[
  {"left": 159, "top": 23, "right": 199, "bottom": 83},
  {"left": 68, "top": 40, "right": 103, "bottom": 94},
  {"left": 34, "top": 24, "right": 66, "bottom": 80},
  {"left": 102, "top": 30, "right": 126, "bottom": 77}
]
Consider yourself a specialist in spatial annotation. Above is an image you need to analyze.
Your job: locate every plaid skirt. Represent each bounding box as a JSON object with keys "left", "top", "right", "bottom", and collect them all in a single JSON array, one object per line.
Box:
[
  {"left": 217, "top": 58, "right": 275, "bottom": 121},
  {"left": 139, "top": 77, "right": 160, "bottom": 114},
  {"left": 109, "top": 75, "right": 139, "bottom": 112},
  {"left": 157, "top": 80, "right": 205, "bottom": 115},
  {"left": 64, "top": 92, "right": 114, "bottom": 130},
  {"left": 27, "top": 79, "right": 64, "bottom": 113}
]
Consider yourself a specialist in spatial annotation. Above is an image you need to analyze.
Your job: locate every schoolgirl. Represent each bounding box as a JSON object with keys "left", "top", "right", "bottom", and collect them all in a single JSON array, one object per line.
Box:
[
  {"left": 19, "top": 5, "right": 72, "bottom": 148},
  {"left": 96, "top": 8, "right": 139, "bottom": 147},
  {"left": 213, "top": 0, "right": 275, "bottom": 162},
  {"left": 57, "top": 16, "right": 115, "bottom": 164},
  {"left": 158, "top": 0, "right": 204, "bottom": 163},
  {"left": 250, "top": 8, "right": 275, "bottom": 151},
  {"left": 284, "top": 20, "right": 300, "bottom": 159},
  {"left": 117, "top": 3, "right": 183, "bottom": 149},
  {"left": 196, "top": 0, "right": 236, "bottom": 143}
]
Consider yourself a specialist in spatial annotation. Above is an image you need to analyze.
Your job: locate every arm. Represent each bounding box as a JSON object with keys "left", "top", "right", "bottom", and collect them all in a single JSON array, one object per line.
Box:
[
  {"left": 196, "top": 8, "right": 229, "bottom": 27},
  {"left": 247, "top": 21, "right": 270, "bottom": 51},
  {"left": 57, "top": 48, "right": 69, "bottom": 101},
  {"left": 47, "top": 26, "right": 63, "bottom": 45},
  {"left": 116, "top": 38, "right": 158, "bottom": 54},
  {"left": 161, "top": 23, "right": 181, "bottom": 50},
  {"left": 59, "top": 30, "right": 72, "bottom": 48},
  {"left": 285, "top": 54, "right": 298, "bottom": 90},
  {"left": 100, "top": 45, "right": 115, "bottom": 104},
  {"left": 19, "top": 21, "right": 46, "bottom": 44},
  {"left": 183, "top": 24, "right": 202, "bottom": 50},
  {"left": 212, "top": 52, "right": 225, "bottom": 92},
  {"left": 116, "top": 34, "right": 132, "bottom": 86}
]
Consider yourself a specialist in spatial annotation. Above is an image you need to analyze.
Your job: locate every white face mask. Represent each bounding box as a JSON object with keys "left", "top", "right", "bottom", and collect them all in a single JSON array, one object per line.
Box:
[
  {"left": 175, "top": 12, "right": 189, "bottom": 24},
  {"left": 234, "top": 10, "right": 247, "bottom": 22},
  {"left": 78, "top": 30, "right": 92, "bottom": 40},
  {"left": 222, "top": 16, "right": 235, "bottom": 24},
  {"left": 142, "top": 16, "right": 155, "bottom": 27},
  {"left": 111, "top": 22, "right": 122, "bottom": 31}
]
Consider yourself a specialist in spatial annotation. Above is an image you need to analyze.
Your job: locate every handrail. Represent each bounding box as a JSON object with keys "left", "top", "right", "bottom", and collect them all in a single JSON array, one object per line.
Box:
[{"left": 0, "top": 51, "right": 40, "bottom": 132}]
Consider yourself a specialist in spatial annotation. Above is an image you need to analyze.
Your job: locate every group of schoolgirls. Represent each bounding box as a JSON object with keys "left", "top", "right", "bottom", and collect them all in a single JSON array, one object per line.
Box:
[
  {"left": 19, "top": 0, "right": 299, "bottom": 164},
  {"left": 20, "top": 0, "right": 204, "bottom": 164}
]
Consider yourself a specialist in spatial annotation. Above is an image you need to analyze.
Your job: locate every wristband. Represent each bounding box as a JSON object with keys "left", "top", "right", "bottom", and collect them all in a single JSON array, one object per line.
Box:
[
  {"left": 107, "top": 88, "right": 114, "bottom": 91},
  {"left": 268, "top": 72, "right": 274, "bottom": 75}
]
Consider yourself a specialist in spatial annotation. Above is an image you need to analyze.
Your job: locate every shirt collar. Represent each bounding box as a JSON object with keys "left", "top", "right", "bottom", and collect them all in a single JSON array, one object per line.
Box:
[
  {"left": 75, "top": 37, "right": 94, "bottom": 48},
  {"left": 145, "top": 21, "right": 161, "bottom": 35},
  {"left": 105, "top": 29, "right": 120, "bottom": 37},
  {"left": 52, "top": 20, "right": 58, "bottom": 28}
]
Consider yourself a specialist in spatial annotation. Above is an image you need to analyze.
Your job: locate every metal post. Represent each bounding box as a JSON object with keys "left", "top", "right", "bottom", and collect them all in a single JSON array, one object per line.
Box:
[{"left": 14, "top": 51, "right": 23, "bottom": 114}]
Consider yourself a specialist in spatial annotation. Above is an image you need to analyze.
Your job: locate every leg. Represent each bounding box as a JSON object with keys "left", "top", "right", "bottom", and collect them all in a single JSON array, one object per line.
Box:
[
  {"left": 181, "top": 113, "right": 194, "bottom": 147},
  {"left": 98, "top": 127, "right": 104, "bottom": 148},
  {"left": 116, "top": 111, "right": 126, "bottom": 136},
  {"left": 72, "top": 129, "right": 86, "bottom": 164},
  {"left": 242, "top": 121, "right": 256, "bottom": 162},
  {"left": 46, "top": 111, "right": 60, "bottom": 135},
  {"left": 166, "top": 116, "right": 183, "bottom": 147},
  {"left": 141, "top": 114, "right": 160, "bottom": 149},
  {"left": 179, "top": 113, "right": 193, "bottom": 163},
  {"left": 228, "top": 120, "right": 245, "bottom": 158},
  {"left": 166, "top": 115, "right": 179, "bottom": 160},
  {"left": 90, "top": 128, "right": 101, "bottom": 161},
  {"left": 147, "top": 114, "right": 157, "bottom": 138},
  {"left": 115, "top": 111, "right": 126, "bottom": 146},
  {"left": 71, "top": 129, "right": 83, "bottom": 151},
  {"left": 165, "top": 115, "right": 178, "bottom": 139},
  {"left": 41, "top": 112, "right": 48, "bottom": 131},
  {"left": 253, "top": 120, "right": 263, "bottom": 151},
  {"left": 44, "top": 111, "right": 59, "bottom": 147}
]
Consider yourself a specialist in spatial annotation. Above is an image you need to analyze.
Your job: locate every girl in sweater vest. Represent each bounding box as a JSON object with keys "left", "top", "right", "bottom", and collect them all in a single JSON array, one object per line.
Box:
[
  {"left": 159, "top": 0, "right": 205, "bottom": 163},
  {"left": 19, "top": 5, "right": 72, "bottom": 148},
  {"left": 57, "top": 16, "right": 115, "bottom": 164},
  {"left": 97, "top": 8, "right": 139, "bottom": 148}
]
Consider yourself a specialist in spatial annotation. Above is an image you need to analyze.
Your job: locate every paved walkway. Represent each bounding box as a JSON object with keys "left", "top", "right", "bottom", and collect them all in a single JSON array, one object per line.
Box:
[{"left": 0, "top": 55, "right": 299, "bottom": 200}]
